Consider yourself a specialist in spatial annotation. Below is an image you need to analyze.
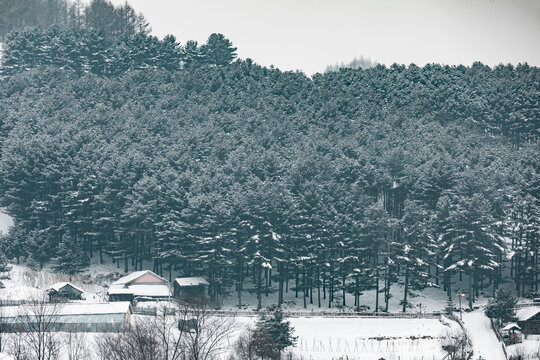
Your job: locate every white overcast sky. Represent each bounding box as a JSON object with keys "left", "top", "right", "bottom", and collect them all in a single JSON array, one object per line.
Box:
[{"left": 110, "top": 0, "right": 540, "bottom": 75}]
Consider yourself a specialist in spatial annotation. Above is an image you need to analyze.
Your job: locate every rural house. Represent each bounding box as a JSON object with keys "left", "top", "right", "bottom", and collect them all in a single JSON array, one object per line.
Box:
[
  {"left": 0, "top": 302, "right": 132, "bottom": 332},
  {"left": 516, "top": 307, "right": 540, "bottom": 334},
  {"left": 47, "top": 282, "right": 84, "bottom": 302},
  {"left": 173, "top": 277, "right": 208, "bottom": 301},
  {"left": 108, "top": 270, "right": 171, "bottom": 303}
]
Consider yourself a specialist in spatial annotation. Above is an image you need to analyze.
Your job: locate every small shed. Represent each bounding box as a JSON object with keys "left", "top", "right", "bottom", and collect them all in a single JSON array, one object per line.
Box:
[
  {"left": 501, "top": 323, "right": 522, "bottom": 345},
  {"left": 173, "top": 277, "right": 208, "bottom": 301},
  {"left": 0, "top": 280, "right": 5, "bottom": 289},
  {"left": 516, "top": 307, "right": 540, "bottom": 334},
  {"left": 47, "top": 282, "right": 84, "bottom": 302},
  {"left": 108, "top": 270, "right": 171, "bottom": 303},
  {"left": 0, "top": 302, "right": 132, "bottom": 332}
]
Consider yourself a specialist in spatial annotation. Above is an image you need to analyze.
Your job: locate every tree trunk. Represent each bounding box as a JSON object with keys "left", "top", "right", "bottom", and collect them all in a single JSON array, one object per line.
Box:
[
  {"left": 257, "top": 262, "right": 262, "bottom": 311},
  {"left": 375, "top": 267, "right": 379, "bottom": 313},
  {"left": 342, "top": 273, "right": 346, "bottom": 307},
  {"left": 468, "top": 272, "right": 473, "bottom": 310},
  {"left": 355, "top": 277, "right": 360, "bottom": 312},
  {"left": 402, "top": 267, "right": 409, "bottom": 313}
]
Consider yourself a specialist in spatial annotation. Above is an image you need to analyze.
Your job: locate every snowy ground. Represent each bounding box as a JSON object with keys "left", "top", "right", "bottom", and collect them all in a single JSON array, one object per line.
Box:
[
  {"left": 0, "top": 313, "right": 463, "bottom": 360},
  {"left": 507, "top": 335, "right": 540, "bottom": 359},
  {"left": 219, "top": 278, "right": 492, "bottom": 315},
  {"left": 0, "top": 264, "right": 106, "bottom": 302},
  {"left": 282, "top": 317, "right": 458, "bottom": 360},
  {"left": 461, "top": 310, "right": 506, "bottom": 360},
  {"left": 0, "top": 209, "right": 13, "bottom": 236}
]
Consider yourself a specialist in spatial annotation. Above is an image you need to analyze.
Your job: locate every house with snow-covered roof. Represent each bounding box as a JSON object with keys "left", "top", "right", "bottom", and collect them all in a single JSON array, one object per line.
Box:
[
  {"left": 46, "top": 282, "right": 84, "bottom": 302},
  {"left": 516, "top": 306, "right": 540, "bottom": 334},
  {"left": 107, "top": 270, "right": 171, "bottom": 303},
  {"left": 173, "top": 277, "right": 208, "bottom": 301}
]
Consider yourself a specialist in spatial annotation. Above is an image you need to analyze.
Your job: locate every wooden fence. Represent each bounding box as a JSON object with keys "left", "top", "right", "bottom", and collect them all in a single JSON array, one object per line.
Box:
[{"left": 207, "top": 309, "right": 443, "bottom": 318}]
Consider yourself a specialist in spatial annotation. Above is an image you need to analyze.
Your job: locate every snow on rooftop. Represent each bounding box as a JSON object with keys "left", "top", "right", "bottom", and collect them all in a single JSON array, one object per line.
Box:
[
  {"left": 108, "top": 284, "right": 171, "bottom": 297},
  {"left": 111, "top": 270, "right": 153, "bottom": 285},
  {"left": 501, "top": 323, "right": 521, "bottom": 331},
  {"left": 49, "top": 282, "right": 85, "bottom": 294},
  {"left": 516, "top": 307, "right": 540, "bottom": 321},
  {"left": 1, "top": 302, "right": 132, "bottom": 318},
  {"left": 174, "top": 277, "right": 209, "bottom": 287}
]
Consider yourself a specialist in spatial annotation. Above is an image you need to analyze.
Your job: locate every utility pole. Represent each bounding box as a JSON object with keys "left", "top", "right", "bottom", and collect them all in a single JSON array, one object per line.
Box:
[{"left": 458, "top": 292, "right": 465, "bottom": 320}]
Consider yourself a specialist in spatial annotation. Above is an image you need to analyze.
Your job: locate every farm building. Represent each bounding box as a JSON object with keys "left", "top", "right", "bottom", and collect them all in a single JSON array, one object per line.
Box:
[
  {"left": 0, "top": 302, "right": 132, "bottom": 332},
  {"left": 516, "top": 307, "right": 540, "bottom": 334},
  {"left": 0, "top": 280, "right": 4, "bottom": 289},
  {"left": 108, "top": 270, "right": 171, "bottom": 303},
  {"left": 47, "top": 282, "right": 84, "bottom": 302},
  {"left": 173, "top": 277, "right": 208, "bottom": 301}
]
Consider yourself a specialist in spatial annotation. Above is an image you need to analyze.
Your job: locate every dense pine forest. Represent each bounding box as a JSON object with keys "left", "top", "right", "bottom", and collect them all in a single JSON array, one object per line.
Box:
[{"left": 0, "top": 0, "right": 538, "bottom": 313}]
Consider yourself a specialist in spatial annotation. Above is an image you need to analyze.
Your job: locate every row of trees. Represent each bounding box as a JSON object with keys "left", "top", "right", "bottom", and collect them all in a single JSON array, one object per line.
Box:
[
  {"left": 1, "top": 26, "right": 237, "bottom": 75},
  {"left": 0, "top": 0, "right": 148, "bottom": 41}
]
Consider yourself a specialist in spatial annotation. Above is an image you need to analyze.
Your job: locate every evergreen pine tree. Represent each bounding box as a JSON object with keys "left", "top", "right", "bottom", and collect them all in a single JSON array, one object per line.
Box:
[
  {"left": 485, "top": 288, "right": 517, "bottom": 327},
  {"left": 252, "top": 308, "right": 297, "bottom": 359},
  {"left": 398, "top": 200, "right": 434, "bottom": 312},
  {"left": 0, "top": 251, "right": 11, "bottom": 273},
  {"left": 201, "top": 33, "right": 237, "bottom": 66},
  {"left": 52, "top": 232, "right": 90, "bottom": 275},
  {"left": 181, "top": 40, "right": 203, "bottom": 68}
]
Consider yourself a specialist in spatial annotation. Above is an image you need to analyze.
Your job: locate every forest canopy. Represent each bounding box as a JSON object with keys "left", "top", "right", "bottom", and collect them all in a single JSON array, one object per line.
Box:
[{"left": 0, "top": 0, "right": 538, "bottom": 311}]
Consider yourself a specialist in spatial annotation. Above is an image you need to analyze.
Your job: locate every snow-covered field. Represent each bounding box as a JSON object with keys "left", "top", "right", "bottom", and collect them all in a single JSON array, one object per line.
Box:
[
  {"left": 261, "top": 317, "right": 459, "bottom": 360},
  {"left": 222, "top": 315, "right": 463, "bottom": 360}
]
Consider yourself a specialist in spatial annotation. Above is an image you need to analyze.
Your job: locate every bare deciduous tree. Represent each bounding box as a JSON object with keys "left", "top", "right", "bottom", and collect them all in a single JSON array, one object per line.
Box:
[
  {"left": 96, "top": 301, "right": 237, "bottom": 360},
  {"left": 154, "top": 305, "right": 187, "bottom": 360},
  {"left": 96, "top": 305, "right": 187, "bottom": 360},
  {"left": 17, "top": 296, "right": 63, "bottom": 360},
  {"left": 228, "top": 328, "right": 257, "bottom": 360},
  {"left": 179, "top": 300, "right": 238, "bottom": 360},
  {"left": 63, "top": 330, "right": 89, "bottom": 360},
  {"left": 7, "top": 331, "right": 30, "bottom": 360},
  {"left": 441, "top": 328, "right": 473, "bottom": 360},
  {"left": 96, "top": 320, "right": 161, "bottom": 360}
]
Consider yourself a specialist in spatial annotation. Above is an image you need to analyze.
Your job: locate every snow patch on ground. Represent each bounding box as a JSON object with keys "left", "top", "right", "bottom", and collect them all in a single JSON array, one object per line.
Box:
[
  {"left": 0, "top": 209, "right": 13, "bottom": 236},
  {"left": 220, "top": 279, "right": 492, "bottom": 314}
]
